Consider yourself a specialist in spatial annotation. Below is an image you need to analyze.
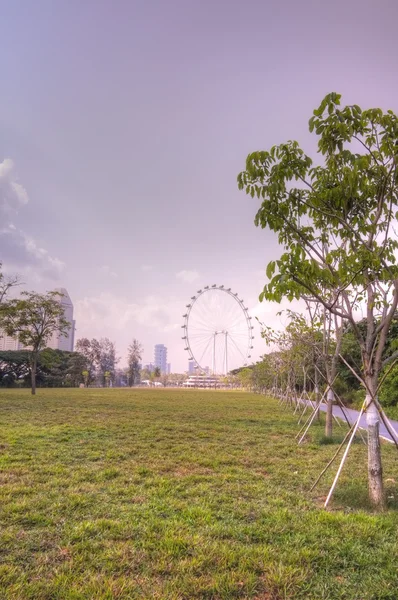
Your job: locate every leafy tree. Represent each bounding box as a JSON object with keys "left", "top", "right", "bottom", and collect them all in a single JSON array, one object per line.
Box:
[
  {"left": 238, "top": 92, "right": 398, "bottom": 509},
  {"left": 127, "top": 339, "right": 143, "bottom": 386},
  {"left": 75, "top": 338, "right": 101, "bottom": 385},
  {"left": 38, "top": 348, "right": 87, "bottom": 387},
  {"left": 0, "top": 291, "right": 70, "bottom": 395},
  {"left": 237, "top": 367, "right": 253, "bottom": 389},
  {"left": 82, "top": 370, "right": 89, "bottom": 387},
  {"left": 0, "top": 350, "right": 30, "bottom": 386},
  {"left": 98, "top": 338, "right": 118, "bottom": 386}
]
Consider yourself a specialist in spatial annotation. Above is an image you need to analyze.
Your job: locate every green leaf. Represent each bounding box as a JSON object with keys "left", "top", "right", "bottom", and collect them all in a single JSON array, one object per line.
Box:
[{"left": 266, "top": 261, "right": 276, "bottom": 279}]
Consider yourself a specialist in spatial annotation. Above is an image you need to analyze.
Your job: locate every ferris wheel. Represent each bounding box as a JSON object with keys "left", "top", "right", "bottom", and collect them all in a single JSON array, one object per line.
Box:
[{"left": 182, "top": 285, "right": 254, "bottom": 375}]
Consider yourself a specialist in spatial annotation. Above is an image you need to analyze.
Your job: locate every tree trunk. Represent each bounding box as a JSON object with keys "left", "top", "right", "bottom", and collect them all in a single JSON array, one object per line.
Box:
[
  {"left": 325, "top": 388, "right": 334, "bottom": 437},
  {"left": 365, "top": 391, "right": 385, "bottom": 510},
  {"left": 31, "top": 354, "right": 37, "bottom": 395}
]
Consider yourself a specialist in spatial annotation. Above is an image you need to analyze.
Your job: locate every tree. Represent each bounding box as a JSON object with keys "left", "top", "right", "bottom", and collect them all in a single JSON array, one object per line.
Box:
[
  {"left": 237, "top": 367, "right": 253, "bottom": 389},
  {"left": 98, "top": 338, "right": 118, "bottom": 386},
  {"left": 0, "top": 350, "right": 30, "bottom": 386},
  {"left": 75, "top": 338, "right": 101, "bottom": 385},
  {"left": 127, "top": 339, "right": 143, "bottom": 386},
  {"left": 0, "top": 263, "right": 20, "bottom": 305},
  {"left": 238, "top": 92, "right": 398, "bottom": 509},
  {"left": 160, "top": 372, "right": 169, "bottom": 387},
  {"left": 0, "top": 291, "right": 70, "bottom": 394}
]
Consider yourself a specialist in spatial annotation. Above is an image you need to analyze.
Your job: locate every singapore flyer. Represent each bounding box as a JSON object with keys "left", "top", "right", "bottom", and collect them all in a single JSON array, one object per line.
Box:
[{"left": 181, "top": 285, "right": 254, "bottom": 375}]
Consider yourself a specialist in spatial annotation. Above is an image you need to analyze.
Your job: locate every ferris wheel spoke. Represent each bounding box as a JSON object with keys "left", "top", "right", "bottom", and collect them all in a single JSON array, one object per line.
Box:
[
  {"left": 227, "top": 334, "right": 248, "bottom": 361},
  {"left": 195, "top": 335, "right": 215, "bottom": 368}
]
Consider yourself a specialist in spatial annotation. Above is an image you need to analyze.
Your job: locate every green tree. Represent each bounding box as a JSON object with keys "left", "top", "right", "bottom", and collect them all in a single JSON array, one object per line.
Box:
[
  {"left": 82, "top": 370, "right": 89, "bottom": 387},
  {"left": 98, "top": 338, "right": 118, "bottom": 386},
  {"left": 75, "top": 338, "right": 101, "bottom": 385},
  {"left": 238, "top": 367, "right": 253, "bottom": 389},
  {"left": 127, "top": 339, "right": 143, "bottom": 386},
  {"left": 0, "top": 291, "right": 70, "bottom": 395},
  {"left": 0, "top": 350, "right": 30, "bottom": 386},
  {"left": 238, "top": 92, "right": 398, "bottom": 509}
]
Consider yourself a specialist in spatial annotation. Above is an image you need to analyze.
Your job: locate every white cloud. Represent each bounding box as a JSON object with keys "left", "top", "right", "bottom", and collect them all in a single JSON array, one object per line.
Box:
[
  {"left": 98, "top": 265, "right": 118, "bottom": 278},
  {"left": 0, "top": 158, "right": 29, "bottom": 214},
  {"left": 0, "top": 159, "right": 64, "bottom": 280},
  {"left": 141, "top": 265, "right": 153, "bottom": 272},
  {"left": 0, "top": 224, "right": 65, "bottom": 280},
  {"left": 176, "top": 270, "right": 200, "bottom": 283},
  {"left": 75, "top": 292, "right": 182, "bottom": 334}
]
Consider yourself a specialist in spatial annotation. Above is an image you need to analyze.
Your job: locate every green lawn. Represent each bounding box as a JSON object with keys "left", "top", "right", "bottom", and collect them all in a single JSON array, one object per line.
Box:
[{"left": 1, "top": 388, "right": 398, "bottom": 599}]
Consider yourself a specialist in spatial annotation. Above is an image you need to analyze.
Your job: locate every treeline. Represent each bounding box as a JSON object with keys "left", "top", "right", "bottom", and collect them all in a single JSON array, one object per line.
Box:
[
  {"left": 234, "top": 315, "right": 398, "bottom": 410},
  {"left": 0, "top": 348, "right": 86, "bottom": 388},
  {"left": 0, "top": 337, "right": 129, "bottom": 389}
]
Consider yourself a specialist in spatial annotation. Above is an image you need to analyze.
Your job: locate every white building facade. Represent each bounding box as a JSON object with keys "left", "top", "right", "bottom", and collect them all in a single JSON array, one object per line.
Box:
[
  {"left": 48, "top": 288, "right": 75, "bottom": 352},
  {"left": 154, "top": 344, "right": 168, "bottom": 374}
]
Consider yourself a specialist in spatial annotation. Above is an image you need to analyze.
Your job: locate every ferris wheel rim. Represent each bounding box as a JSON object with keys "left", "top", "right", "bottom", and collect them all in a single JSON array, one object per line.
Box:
[{"left": 181, "top": 285, "right": 254, "bottom": 373}]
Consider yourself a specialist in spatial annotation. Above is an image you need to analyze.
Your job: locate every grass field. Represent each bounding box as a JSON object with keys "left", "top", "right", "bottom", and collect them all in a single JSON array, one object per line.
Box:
[{"left": 1, "top": 388, "right": 398, "bottom": 599}]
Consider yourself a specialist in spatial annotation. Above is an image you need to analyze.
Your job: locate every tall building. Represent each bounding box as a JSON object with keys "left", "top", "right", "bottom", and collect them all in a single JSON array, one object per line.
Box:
[
  {"left": 0, "top": 287, "right": 75, "bottom": 352},
  {"left": 154, "top": 344, "right": 168, "bottom": 374},
  {"left": 0, "top": 332, "right": 19, "bottom": 351},
  {"left": 188, "top": 361, "right": 197, "bottom": 374},
  {"left": 47, "top": 288, "right": 75, "bottom": 352}
]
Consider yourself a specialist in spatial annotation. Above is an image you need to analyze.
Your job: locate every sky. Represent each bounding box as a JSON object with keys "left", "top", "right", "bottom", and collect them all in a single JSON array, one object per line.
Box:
[{"left": 1, "top": 0, "right": 397, "bottom": 371}]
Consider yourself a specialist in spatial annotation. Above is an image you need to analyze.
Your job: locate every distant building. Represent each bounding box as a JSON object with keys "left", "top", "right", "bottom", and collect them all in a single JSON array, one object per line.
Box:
[
  {"left": 47, "top": 288, "right": 75, "bottom": 352},
  {"left": 183, "top": 374, "right": 219, "bottom": 388},
  {"left": 0, "top": 287, "right": 75, "bottom": 353},
  {"left": 188, "top": 361, "right": 197, "bottom": 374},
  {"left": 144, "top": 363, "right": 155, "bottom": 373},
  {"left": 167, "top": 363, "right": 171, "bottom": 375},
  {"left": 188, "top": 362, "right": 210, "bottom": 376},
  {"left": 154, "top": 344, "right": 168, "bottom": 374},
  {"left": 0, "top": 332, "right": 19, "bottom": 351}
]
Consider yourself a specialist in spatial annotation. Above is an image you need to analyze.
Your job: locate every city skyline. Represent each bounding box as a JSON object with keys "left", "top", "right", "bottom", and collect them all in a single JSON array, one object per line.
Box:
[{"left": 0, "top": 1, "right": 397, "bottom": 371}]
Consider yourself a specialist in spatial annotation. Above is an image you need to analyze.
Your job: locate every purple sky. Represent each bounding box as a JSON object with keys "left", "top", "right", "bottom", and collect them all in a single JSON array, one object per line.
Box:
[{"left": 1, "top": 0, "right": 397, "bottom": 371}]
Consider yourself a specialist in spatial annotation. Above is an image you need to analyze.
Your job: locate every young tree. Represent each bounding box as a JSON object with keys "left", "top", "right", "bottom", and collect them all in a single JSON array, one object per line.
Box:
[
  {"left": 98, "top": 338, "right": 118, "bottom": 386},
  {"left": 238, "top": 92, "right": 398, "bottom": 509},
  {"left": 0, "top": 263, "right": 20, "bottom": 304},
  {"left": 0, "top": 291, "right": 70, "bottom": 395},
  {"left": 127, "top": 339, "right": 143, "bottom": 386},
  {"left": 75, "top": 338, "right": 101, "bottom": 385}
]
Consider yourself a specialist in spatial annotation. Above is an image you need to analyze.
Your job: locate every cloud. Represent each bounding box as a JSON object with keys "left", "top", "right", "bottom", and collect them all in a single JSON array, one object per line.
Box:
[
  {"left": 98, "top": 265, "right": 118, "bottom": 278},
  {"left": 75, "top": 292, "right": 182, "bottom": 335},
  {"left": 0, "top": 158, "right": 29, "bottom": 215},
  {"left": 141, "top": 265, "right": 153, "bottom": 272},
  {"left": 0, "top": 159, "right": 64, "bottom": 280},
  {"left": 176, "top": 270, "right": 200, "bottom": 283}
]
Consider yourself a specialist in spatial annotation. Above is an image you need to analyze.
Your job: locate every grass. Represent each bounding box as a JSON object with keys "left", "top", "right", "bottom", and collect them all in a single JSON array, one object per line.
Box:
[{"left": 0, "top": 388, "right": 398, "bottom": 599}]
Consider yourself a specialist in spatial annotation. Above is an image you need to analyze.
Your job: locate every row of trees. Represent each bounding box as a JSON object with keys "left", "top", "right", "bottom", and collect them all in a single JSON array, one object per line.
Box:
[
  {"left": 0, "top": 269, "right": 151, "bottom": 391},
  {"left": 238, "top": 92, "right": 398, "bottom": 509}
]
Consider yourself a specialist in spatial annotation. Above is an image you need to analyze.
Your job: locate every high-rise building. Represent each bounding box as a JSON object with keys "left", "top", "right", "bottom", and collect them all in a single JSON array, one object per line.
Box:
[
  {"left": 0, "top": 332, "right": 19, "bottom": 351},
  {"left": 167, "top": 363, "right": 171, "bottom": 375},
  {"left": 47, "top": 288, "right": 75, "bottom": 352},
  {"left": 154, "top": 344, "right": 168, "bottom": 374},
  {"left": 0, "top": 287, "right": 75, "bottom": 353},
  {"left": 188, "top": 361, "right": 197, "bottom": 374}
]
